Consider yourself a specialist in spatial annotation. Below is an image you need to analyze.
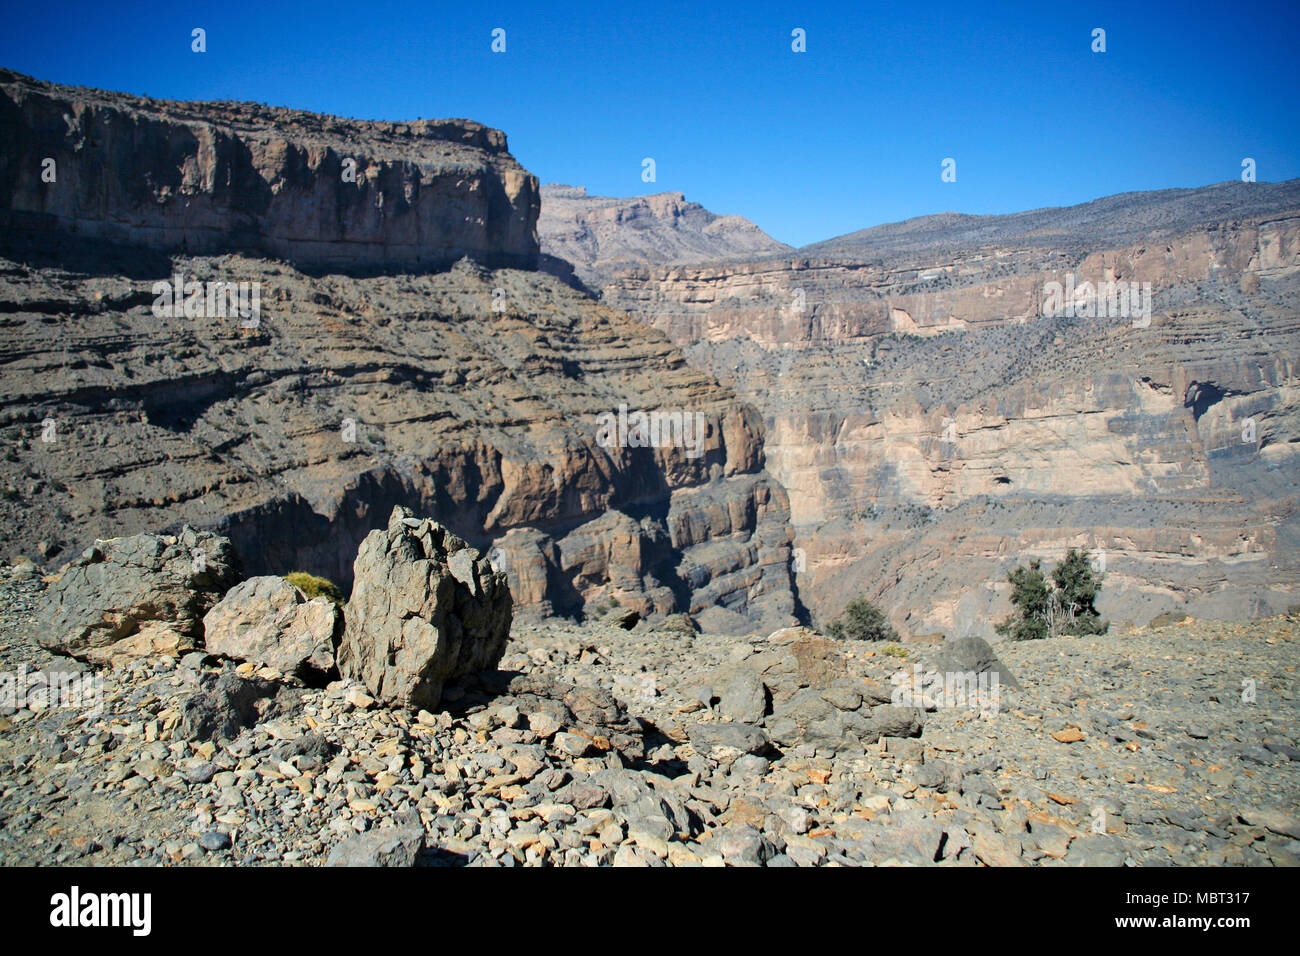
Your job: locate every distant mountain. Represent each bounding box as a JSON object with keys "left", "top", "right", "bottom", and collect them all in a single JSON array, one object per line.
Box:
[
  {"left": 599, "top": 177, "right": 1300, "bottom": 636},
  {"left": 798, "top": 179, "right": 1300, "bottom": 260},
  {"left": 539, "top": 184, "right": 791, "bottom": 288}
]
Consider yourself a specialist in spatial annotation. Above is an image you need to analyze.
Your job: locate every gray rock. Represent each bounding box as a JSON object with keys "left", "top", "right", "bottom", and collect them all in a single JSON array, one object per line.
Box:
[
  {"left": 719, "top": 670, "right": 766, "bottom": 723},
  {"left": 203, "top": 576, "right": 340, "bottom": 682},
  {"left": 821, "top": 681, "right": 863, "bottom": 711},
  {"left": 1066, "top": 832, "right": 1128, "bottom": 866},
  {"left": 687, "top": 722, "right": 774, "bottom": 758},
  {"left": 1263, "top": 741, "right": 1300, "bottom": 761},
  {"left": 1239, "top": 808, "right": 1300, "bottom": 839},
  {"left": 36, "top": 526, "right": 239, "bottom": 662},
  {"left": 182, "top": 762, "right": 217, "bottom": 784},
  {"left": 864, "top": 706, "right": 924, "bottom": 739},
  {"left": 870, "top": 819, "right": 946, "bottom": 864},
  {"left": 326, "top": 825, "right": 425, "bottom": 867},
  {"left": 912, "top": 764, "right": 946, "bottom": 789},
  {"left": 199, "top": 830, "right": 231, "bottom": 851},
  {"left": 337, "top": 507, "right": 511, "bottom": 710},
  {"left": 179, "top": 667, "right": 279, "bottom": 742},
  {"left": 930, "top": 636, "right": 1021, "bottom": 691},
  {"left": 713, "top": 824, "right": 773, "bottom": 866},
  {"left": 590, "top": 769, "right": 690, "bottom": 841}
]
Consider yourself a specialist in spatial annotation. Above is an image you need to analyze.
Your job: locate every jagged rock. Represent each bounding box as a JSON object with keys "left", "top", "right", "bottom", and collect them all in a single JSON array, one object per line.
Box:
[
  {"left": 179, "top": 667, "right": 280, "bottom": 743},
  {"left": 601, "top": 606, "right": 641, "bottom": 630},
  {"left": 930, "top": 637, "right": 1021, "bottom": 692},
  {"left": 711, "top": 824, "right": 776, "bottom": 866},
  {"left": 36, "top": 527, "right": 239, "bottom": 663},
  {"left": 589, "top": 768, "right": 693, "bottom": 841},
  {"left": 538, "top": 184, "right": 792, "bottom": 289},
  {"left": 864, "top": 705, "right": 925, "bottom": 739},
  {"left": 326, "top": 826, "right": 425, "bottom": 867},
  {"left": 505, "top": 674, "right": 646, "bottom": 763},
  {"left": 719, "top": 669, "right": 767, "bottom": 723},
  {"left": 0, "top": 69, "right": 539, "bottom": 272},
  {"left": 337, "top": 507, "right": 511, "bottom": 711},
  {"left": 708, "top": 627, "right": 847, "bottom": 710},
  {"left": 202, "top": 576, "right": 340, "bottom": 683},
  {"left": 687, "top": 722, "right": 774, "bottom": 758}
]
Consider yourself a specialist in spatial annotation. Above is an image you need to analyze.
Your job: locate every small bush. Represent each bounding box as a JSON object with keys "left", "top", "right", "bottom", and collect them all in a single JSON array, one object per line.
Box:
[
  {"left": 284, "top": 571, "right": 344, "bottom": 606},
  {"left": 995, "top": 548, "right": 1108, "bottom": 641},
  {"left": 825, "top": 598, "right": 899, "bottom": 642}
]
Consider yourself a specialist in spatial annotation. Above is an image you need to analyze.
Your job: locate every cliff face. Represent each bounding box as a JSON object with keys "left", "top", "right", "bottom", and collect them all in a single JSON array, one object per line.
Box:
[
  {"left": 0, "top": 73, "right": 799, "bottom": 635},
  {"left": 538, "top": 184, "right": 791, "bottom": 289},
  {"left": 0, "top": 69, "right": 540, "bottom": 272},
  {"left": 597, "top": 189, "right": 1300, "bottom": 635}
]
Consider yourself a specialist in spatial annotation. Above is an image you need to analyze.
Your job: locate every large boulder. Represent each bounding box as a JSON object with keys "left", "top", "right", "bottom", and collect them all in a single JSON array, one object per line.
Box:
[
  {"left": 326, "top": 826, "right": 425, "bottom": 867},
  {"left": 930, "top": 637, "right": 1021, "bottom": 691},
  {"left": 202, "top": 576, "right": 340, "bottom": 683},
  {"left": 37, "top": 527, "right": 239, "bottom": 663},
  {"left": 337, "top": 506, "right": 511, "bottom": 710},
  {"left": 179, "top": 667, "right": 281, "bottom": 743},
  {"left": 709, "top": 627, "right": 848, "bottom": 714}
]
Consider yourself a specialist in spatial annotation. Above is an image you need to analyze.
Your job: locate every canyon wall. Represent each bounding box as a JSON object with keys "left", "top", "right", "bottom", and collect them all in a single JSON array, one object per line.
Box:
[
  {"left": 538, "top": 184, "right": 791, "bottom": 290},
  {"left": 593, "top": 191, "right": 1300, "bottom": 636},
  {"left": 0, "top": 69, "right": 540, "bottom": 272},
  {"left": 0, "top": 72, "right": 799, "bottom": 635}
]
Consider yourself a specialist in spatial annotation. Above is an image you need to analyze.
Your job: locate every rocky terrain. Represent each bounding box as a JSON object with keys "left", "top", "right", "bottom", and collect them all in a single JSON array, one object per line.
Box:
[
  {"left": 0, "top": 68, "right": 539, "bottom": 272},
  {"left": 2, "top": 68, "right": 1297, "bottom": 871},
  {"left": 538, "top": 184, "right": 791, "bottom": 290},
  {"left": 2, "top": 557, "right": 1296, "bottom": 867},
  {"left": 596, "top": 183, "right": 1300, "bottom": 636},
  {"left": 0, "top": 72, "right": 799, "bottom": 635}
]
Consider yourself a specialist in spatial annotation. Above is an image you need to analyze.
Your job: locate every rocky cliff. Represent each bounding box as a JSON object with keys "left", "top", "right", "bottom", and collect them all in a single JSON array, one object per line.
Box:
[
  {"left": 597, "top": 185, "right": 1300, "bottom": 636},
  {"left": 0, "top": 72, "right": 798, "bottom": 635},
  {"left": 538, "top": 184, "right": 791, "bottom": 290},
  {"left": 0, "top": 69, "right": 540, "bottom": 272}
]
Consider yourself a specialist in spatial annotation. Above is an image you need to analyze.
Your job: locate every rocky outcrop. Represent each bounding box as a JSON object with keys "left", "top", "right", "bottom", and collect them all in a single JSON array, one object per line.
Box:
[
  {"left": 337, "top": 507, "right": 512, "bottom": 711},
  {"left": 0, "top": 72, "right": 801, "bottom": 634},
  {"left": 691, "top": 625, "right": 924, "bottom": 754},
  {"left": 0, "top": 68, "right": 540, "bottom": 272},
  {"left": 202, "top": 576, "right": 339, "bottom": 682},
  {"left": 0, "top": 250, "right": 798, "bottom": 633},
  {"left": 598, "top": 184, "right": 1300, "bottom": 635},
  {"left": 36, "top": 527, "right": 239, "bottom": 663},
  {"left": 539, "top": 184, "right": 790, "bottom": 289}
]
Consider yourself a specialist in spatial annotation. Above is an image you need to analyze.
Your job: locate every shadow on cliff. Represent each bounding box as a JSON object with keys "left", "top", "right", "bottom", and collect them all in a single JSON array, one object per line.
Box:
[{"left": 0, "top": 227, "right": 176, "bottom": 280}]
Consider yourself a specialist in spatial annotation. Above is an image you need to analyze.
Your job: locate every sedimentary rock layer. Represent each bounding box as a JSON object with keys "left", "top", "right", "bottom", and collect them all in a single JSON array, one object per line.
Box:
[
  {"left": 539, "top": 184, "right": 791, "bottom": 289},
  {"left": 597, "top": 186, "right": 1300, "bottom": 634},
  {"left": 0, "top": 69, "right": 540, "bottom": 272}
]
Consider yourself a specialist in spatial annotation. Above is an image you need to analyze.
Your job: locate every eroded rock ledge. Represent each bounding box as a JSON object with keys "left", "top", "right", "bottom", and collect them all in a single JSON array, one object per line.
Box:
[{"left": 0, "top": 68, "right": 540, "bottom": 272}]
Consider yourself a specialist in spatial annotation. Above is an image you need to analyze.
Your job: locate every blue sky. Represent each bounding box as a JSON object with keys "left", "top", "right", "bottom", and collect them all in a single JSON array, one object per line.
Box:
[{"left": 2, "top": 0, "right": 1297, "bottom": 247}]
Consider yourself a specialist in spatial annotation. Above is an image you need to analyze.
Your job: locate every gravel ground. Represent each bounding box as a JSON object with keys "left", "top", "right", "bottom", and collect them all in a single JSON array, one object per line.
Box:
[{"left": 1, "top": 564, "right": 1296, "bottom": 867}]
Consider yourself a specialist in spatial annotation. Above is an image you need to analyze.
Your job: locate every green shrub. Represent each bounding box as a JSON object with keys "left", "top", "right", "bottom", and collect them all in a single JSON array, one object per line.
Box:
[
  {"left": 995, "top": 548, "right": 1108, "bottom": 641},
  {"left": 824, "top": 598, "right": 898, "bottom": 642},
  {"left": 284, "top": 571, "right": 344, "bottom": 606}
]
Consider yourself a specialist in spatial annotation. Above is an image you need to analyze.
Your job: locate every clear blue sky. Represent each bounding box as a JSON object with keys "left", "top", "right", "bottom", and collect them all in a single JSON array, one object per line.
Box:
[{"left": 2, "top": 0, "right": 1297, "bottom": 247}]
